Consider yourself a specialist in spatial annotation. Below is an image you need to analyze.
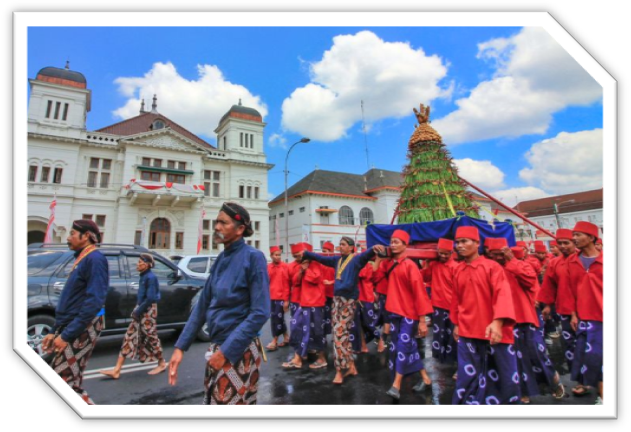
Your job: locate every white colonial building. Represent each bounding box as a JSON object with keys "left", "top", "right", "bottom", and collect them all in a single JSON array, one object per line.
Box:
[
  {"left": 268, "top": 168, "right": 402, "bottom": 257},
  {"left": 513, "top": 189, "right": 604, "bottom": 242},
  {"left": 27, "top": 64, "right": 273, "bottom": 256}
]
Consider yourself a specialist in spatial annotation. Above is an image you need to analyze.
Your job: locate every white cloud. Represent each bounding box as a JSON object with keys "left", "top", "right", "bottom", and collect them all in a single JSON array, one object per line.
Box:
[
  {"left": 281, "top": 31, "right": 450, "bottom": 142},
  {"left": 519, "top": 129, "right": 603, "bottom": 194},
  {"left": 433, "top": 27, "right": 602, "bottom": 144},
  {"left": 268, "top": 133, "right": 287, "bottom": 149},
  {"left": 454, "top": 158, "right": 505, "bottom": 190},
  {"left": 492, "top": 187, "right": 551, "bottom": 207},
  {"left": 112, "top": 62, "right": 268, "bottom": 140}
]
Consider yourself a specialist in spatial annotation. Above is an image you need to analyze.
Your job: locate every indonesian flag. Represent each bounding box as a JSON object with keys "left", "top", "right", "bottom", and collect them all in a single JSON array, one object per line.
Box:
[
  {"left": 196, "top": 207, "right": 206, "bottom": 254},
  {"left": 44, "top": 194, "right": 57, "bottom": 243}
]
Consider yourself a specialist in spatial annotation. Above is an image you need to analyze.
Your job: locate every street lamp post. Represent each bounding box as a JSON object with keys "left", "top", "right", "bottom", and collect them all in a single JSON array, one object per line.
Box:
[
  {"left": 553, "top": 199, "right": 575, "bottom": 229},
  {"left": 284, "top": 137, "right": 310, "bottom": 261}
]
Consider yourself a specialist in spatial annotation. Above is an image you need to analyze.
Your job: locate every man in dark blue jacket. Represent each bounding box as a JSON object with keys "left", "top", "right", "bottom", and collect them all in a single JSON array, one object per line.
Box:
[
  {"left": 41, "top": 219, "right": 108, "bottom": 405},
  {"left": 100, "top": 253, "right": 166, "bottom": 379},
  {"left": 169, "top": 203, "right": 270, "bottom": 405}
]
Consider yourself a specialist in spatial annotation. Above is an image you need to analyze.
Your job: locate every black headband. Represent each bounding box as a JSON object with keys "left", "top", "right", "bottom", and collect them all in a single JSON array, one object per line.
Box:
[
  {"left": 221, "top": 202, "right": 254, "bottom": 237},
  {"left": 341, "top": 236, "right": 355, "bottom": 246}
]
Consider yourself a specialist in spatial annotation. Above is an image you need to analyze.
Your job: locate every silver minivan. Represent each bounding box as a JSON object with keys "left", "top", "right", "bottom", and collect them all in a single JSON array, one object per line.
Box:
[{"left": 170, "top": 254, "right": 218, "bottom": 279}]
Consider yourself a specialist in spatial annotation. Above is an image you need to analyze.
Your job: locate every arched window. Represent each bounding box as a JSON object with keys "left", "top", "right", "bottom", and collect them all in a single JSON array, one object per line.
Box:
[
  {"left": 359, "top": 208, "right": 374, "bottom": 225},
  {"left": 150, "top": 218, "right": 170, "bottom": 249},
  {"left": 152, "top": 119, "right": 165, "bottom": 130},
  {"left": 339, "top": 206, "right": 354, "bottom": 225}
]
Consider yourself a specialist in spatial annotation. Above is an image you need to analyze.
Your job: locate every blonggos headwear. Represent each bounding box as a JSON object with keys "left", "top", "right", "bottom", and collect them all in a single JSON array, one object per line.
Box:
[
  {"left": 139, "top": 253, "right": 155, "bottom": 268},
  {"left": 72, "top": 219, "right": 101, "bottom": 243},
  {"left": 221, "top": 202, "right": 254, "bottom": 237}
]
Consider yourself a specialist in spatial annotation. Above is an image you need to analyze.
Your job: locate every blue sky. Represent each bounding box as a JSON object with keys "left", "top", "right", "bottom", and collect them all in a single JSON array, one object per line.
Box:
[{"left": 27, "top": 26, "right": 603, "bottom": 205}]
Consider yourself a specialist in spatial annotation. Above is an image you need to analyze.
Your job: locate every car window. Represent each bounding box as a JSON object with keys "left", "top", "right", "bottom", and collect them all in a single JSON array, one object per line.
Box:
[
  {"left": 187, "top": 257, "right": 208, "bottom": 273},
  {"left": 57, "top": 259, "right": 75, "bottom": 279},
  {"left": 129, "top": 255, "right": 175, "bottom": 279},
  {"left": 105, "top": 255, "right": 122, "bottom": 279},
  {"left": 27, "top": 252, "right": 66, "bottom": 276}
]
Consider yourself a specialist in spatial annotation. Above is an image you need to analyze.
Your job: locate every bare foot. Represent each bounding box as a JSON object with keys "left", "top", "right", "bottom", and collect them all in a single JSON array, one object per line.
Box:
[
  {"left": 343, "top": 366, "right": 358, "bottom": 377},
  {"left": 361, "top": 344, "right": 369, "bottom": 354},
  {"left": 332, "top": 371, "right": 344, "bottom": 385},
  {"left": 99, "top": 369, "right": 120, "bottom": 379},
  {"left": 377, "top": 339, "right": 386, "bottom": 353},
  {"left": 148, "top": 363, "right": 167, "bottom": 375}
]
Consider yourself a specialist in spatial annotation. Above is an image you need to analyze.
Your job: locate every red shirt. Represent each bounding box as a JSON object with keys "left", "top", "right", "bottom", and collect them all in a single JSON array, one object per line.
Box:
[
  {"left": 502, "top": 259, "right": 539, "bottom": 326},
  {"left": 373, "top": 259, "right": 394, "bottom": 295},
  {"left": 385, "top": 257, "right": 433, "bottom": 320},
  {"left": 450, "top": 256, "right": 516, "bottom": 344},
  {"left": 322, "top": 266, "right": 336, "bottom": 298},
  {"left": 287, "top": 261, "right": 302, "bottom": 304},
  {"left": 358, "top": 263, "right": 375, "bottom": 303},
  {"left": 421, "top": 259, "right": 457, "bottom": 310},
  {"left": 566, "top": 252, "right": 603, "bottom": 322},
  {"left": 267, "top": 261, "right": 290, "bottom": 301},
  {"left": 525, "top": 255, "right": 542, "bottom": 274},
  {"left": 294, "top": 261, "right": 326, "bottom": 307},
  {"left": 538, "top": 255, "right": 577, "bottom": 315}
]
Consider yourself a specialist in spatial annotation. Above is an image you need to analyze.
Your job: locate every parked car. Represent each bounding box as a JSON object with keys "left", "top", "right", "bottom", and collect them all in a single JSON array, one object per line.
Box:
[
  {"left": 28, "top": 243, "right": 211, "bottom": 361},
  {"left": 170, "top": 254, "right": 218, "bottom": 279}
]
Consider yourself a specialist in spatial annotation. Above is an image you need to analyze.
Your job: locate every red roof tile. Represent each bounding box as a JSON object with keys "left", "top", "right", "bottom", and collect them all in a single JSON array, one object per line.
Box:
[
  {"left": 514, "top": 189, "right": 603, "bottom": 217},
  {"left": 96, "top": 112, "right": 214, "bottom": 149}
]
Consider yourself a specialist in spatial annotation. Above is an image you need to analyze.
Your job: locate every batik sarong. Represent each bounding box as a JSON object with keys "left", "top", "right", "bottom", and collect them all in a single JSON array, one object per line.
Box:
[
  {"left": 558, "top": 314, "right": 577, "bottom": 371},
  {"left": 513, "top": 323, "right": 558, "bottom": 397},
  {"left": 571, "top": 320, "right": 603, "bottom": 387},
  {"left": 350, "top": 300, "right": 381, "bottom": 352},
  {"left": 289, "top": 306, "right": 327, "bottom": 357},
  {"left": 51, "top": 315, "right": 103, "bottom": 405},
  {"left": 203, "top": 341, "right": 261, "bottom": 405},
  {"left": 269, "top": 300, "right": 287, "bottom": 337},
  {"left": 453, "top": 337, "right": 521, "bottom": 405},
  {"left": 289, "top": 302, "right": 299, "bottom": 319},
  {"left": 388, "top": 313, "right": 424, "bottom": 377},
  {"left": 431, "top": 306, "right": 457, "bottom": 364},
  {"left": 332, "top": 296, "right": 356, "bottom": 370},
  {"left": 323, "top": 297, "right": 333, "bottom": 335},
  {"left": 376, "top": 294, "right": 389, "bottom": 327},
  {"left": 120, "top": 304, "right": 163, "bottom": 363}
]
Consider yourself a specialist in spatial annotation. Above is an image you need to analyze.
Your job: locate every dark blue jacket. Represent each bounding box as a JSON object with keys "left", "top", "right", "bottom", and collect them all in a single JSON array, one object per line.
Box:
[
  {"left": 302, "top": 248, "right": 376, "bottom": 300},
  {"left": 135, "top": 269, "right": 161, "bottom": 316},
  {"left": 175, "top": 238, "right": 270, "bottom": 364},
  {"left": 52, "top": 247, "right": 109, "bottom": 342}
]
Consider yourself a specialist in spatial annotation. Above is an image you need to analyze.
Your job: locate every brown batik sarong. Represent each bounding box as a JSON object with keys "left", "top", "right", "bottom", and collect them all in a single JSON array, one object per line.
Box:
[
  {"left": 51, "top": 315, "right": 103, "bottom": 405},
  {"left": 120, "top": 304, "right": 163, "bottom": 363},
  {"left": 332, "top": 296, "right": 357, "bottom": 370},
  {"left": 203, "top": 341, "right": 261, "bottom": 405}
]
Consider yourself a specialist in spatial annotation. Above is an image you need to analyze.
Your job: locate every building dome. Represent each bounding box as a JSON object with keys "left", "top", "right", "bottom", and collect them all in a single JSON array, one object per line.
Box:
[
  {"left": 219, "top": 99, "right": 263, "bottom": 125},
  {"left": 36, "top": 65, "right": 87, "bottom": 89}
]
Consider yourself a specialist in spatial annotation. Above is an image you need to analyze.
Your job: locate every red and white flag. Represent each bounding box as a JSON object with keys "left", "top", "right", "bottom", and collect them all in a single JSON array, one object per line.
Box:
[
  {"left": 196, "top": 207, "right": 206, "bottom": 254},
  {"left": 44, "top": 194, "right": 57, "bottom": 243}
]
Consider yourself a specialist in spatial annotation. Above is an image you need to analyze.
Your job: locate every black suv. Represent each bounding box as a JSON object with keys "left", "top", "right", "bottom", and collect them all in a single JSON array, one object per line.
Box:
[{"left": 28, "top": 243, "right": 210, "bottom": 360}]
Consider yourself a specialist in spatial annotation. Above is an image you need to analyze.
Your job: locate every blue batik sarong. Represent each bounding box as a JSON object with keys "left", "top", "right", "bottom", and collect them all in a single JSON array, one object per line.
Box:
[
  {"left": 559, "top": 314, "right": 577, "bottom": 371},
  {"left": 388, "top": 313, "right": 424, "bottom": 377},
  {"left": 513, "top": 323, "right": 558, "bottom": 397},
  {"left": 323, "top": 297, "right": 333, "bottom": 335},
  {"left": 350, "top": 300, "right": 381, "bottom": 352},
  {"left": 289, "top": 306, "right": 327, "bottom": 358},
  {"left": 453, "top": 337, "right": 521, "bottom": 405},
  {"left": 431, "top": 306, "right": 457, "bottom": 364},
  {"left": 269, "top": 300, "right": 287, "bottom": 337},
  {"left": 571, "top": 320, "right": 603, "bottom": 387},
  {"left": 289, "top": 302, "right": 299, "bottom": 319}
]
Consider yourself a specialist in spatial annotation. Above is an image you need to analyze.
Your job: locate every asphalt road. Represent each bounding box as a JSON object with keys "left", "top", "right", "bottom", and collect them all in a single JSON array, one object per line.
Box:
[{"left": 67, "top": 319, "right": 599, "bottom": 405}]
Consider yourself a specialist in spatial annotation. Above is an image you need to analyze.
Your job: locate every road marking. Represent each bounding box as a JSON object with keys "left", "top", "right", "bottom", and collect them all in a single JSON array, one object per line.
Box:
[{"left": 83, "top": 362, "right": 169, "bottom": 380}]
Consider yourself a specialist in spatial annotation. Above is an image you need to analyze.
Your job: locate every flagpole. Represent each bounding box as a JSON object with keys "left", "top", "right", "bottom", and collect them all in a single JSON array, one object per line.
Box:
[{"left": 44, "top": 193, "right": 57, "bottom": 243}]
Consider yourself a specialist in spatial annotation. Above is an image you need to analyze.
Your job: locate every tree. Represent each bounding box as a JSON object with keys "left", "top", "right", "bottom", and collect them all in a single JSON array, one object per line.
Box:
[{"left": 397, "top": 104, "right": 479, "bottom": 223}]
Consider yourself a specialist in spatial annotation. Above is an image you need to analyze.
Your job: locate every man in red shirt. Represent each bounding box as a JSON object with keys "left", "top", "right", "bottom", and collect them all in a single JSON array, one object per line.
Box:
[
  {"left": 450, "top": 226, "right": 520, "bottom": 405},
  {"left": 550, "top": 240, "right": 561, "bottom": 258},
  {"left": 538, "top": 229, "right": 578, "bottom": 373},
  {"left": 287, "top": 243, "right": 305, "bottom": 320},
  {"left": 282, "top": 242, "right": 328, "bottom": 370},
  {"left": 422, "top": 238, "right": 458, "bottom": 365},
  {"left": 350, "top": 262, "right": 380, "bottom": 354},
  {"left": 567, "top": 221, "right": 603, "bottom": 404},
  {"left": 321, "top": 241, "right": 336, "bottom": 337},
  {"left": 372, "top": 254, "right": 394, "bottom": 353},
  {"left": 384, "top": 230, "right": 434, "bottom": 400},
  {"left": 266, "top": 246, "right": 290, "bottom": 351},
  {"left": 488, "top": 238, "right": 564, "bottom": 404}
]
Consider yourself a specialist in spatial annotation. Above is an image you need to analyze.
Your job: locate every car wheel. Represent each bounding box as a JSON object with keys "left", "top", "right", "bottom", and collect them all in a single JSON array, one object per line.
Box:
[
  {"left": 27, "top": 314, "right": 56, "bottom": 362},
  {"left": 197, "top": 322, "right": 211, "bottom": 342}
]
